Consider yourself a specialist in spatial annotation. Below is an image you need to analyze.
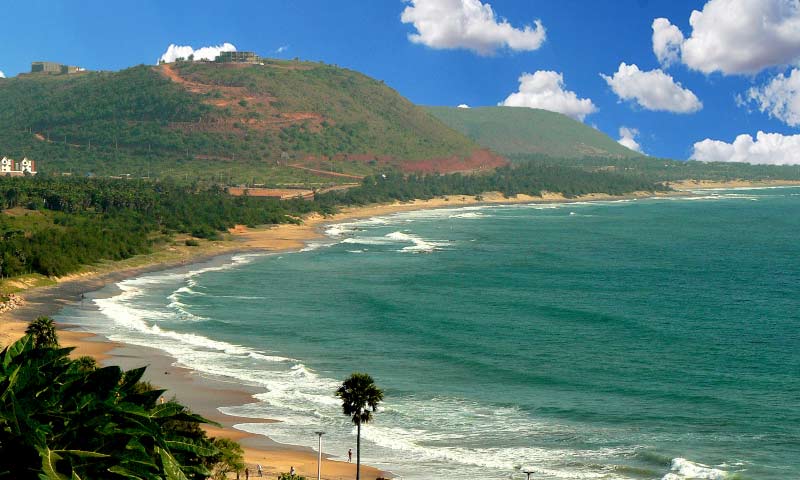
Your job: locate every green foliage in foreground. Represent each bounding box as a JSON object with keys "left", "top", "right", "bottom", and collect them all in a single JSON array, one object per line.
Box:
[
  {"left": 277, "top": 474, "right": 307, "bottom": 480},
  {"left": 0, "top": 327, "right": 230, "bottom": 479}
]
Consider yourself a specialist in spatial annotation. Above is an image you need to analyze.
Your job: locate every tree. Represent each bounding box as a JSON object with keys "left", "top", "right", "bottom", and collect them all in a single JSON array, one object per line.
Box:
[
  {"left": 0, "top": 333, "right": 223, "bottom": 478},
  {"left": 25, "top": 315, "right": 58, "bottom": 348},
  {"left": 210, "top": 437, "right": 245, "bottom": 479},
  {"left": 335, "top": 373, "right": 384, "bottom": 480}
]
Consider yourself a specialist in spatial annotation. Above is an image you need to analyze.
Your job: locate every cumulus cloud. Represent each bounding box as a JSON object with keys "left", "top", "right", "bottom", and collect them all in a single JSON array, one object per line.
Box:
[
  {"left": 652, "top": 18, "right": 684, "bottom": 67},
  {"left": 500, "top": 70, "right": 597, "bottom": 121},
  {"left": 692, "top": 131, "right": 800, "bottom": 164},
  {"left": 657, "top": 0, "right": 800, "bottom": 75},
  {"left": 400, "top": 0, "right": 546, "bottom": 55},
  {"left": 0, "top": 71, "right": 5, "bottom": 78},
  {"left": 618, "top": 127, "right": 643, "bottom": 153},
  {"left": 742, "top": 68, "right": 800, "bottom": 126},
  {"left": 601, "top": 63, "right": 702, "bottom": 113},
  {"left": 457, "top": 104, "right": 471, "bottom": 108},
  {"left": 158, "top": 42, "right": 236, "bottom": 64}
]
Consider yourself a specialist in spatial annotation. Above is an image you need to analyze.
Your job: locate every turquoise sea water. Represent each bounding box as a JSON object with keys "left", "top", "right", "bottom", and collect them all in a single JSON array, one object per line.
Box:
[{"left": 59, "top": 187, "right": 800, "bottom": 479}]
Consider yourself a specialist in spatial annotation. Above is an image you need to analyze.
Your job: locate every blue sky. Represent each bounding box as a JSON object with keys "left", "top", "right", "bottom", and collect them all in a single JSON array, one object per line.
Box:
[{"left": 2, "top": 0, "right": 800, "bottom": 162}]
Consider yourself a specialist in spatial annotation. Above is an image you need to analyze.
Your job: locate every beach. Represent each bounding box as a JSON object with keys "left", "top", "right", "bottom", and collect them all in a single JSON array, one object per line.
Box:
[{"left": 0, "top": 183, "right": 784, "bottom": 479}]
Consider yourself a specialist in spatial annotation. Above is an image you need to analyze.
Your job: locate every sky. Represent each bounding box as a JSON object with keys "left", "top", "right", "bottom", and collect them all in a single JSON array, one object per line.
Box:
[{"left": 2, "top": 0, "right": 800, "bottom": 163}]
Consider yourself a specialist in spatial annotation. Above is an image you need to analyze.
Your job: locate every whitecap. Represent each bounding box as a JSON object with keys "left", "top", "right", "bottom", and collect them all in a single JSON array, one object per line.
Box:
[{"left": 662, "top": 458, "right": 729, "bottom": 480}]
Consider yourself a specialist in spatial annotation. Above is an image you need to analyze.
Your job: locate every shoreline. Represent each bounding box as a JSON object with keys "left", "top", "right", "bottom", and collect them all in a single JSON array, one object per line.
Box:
[{"left": 2, "top": 181, "right": 797, "bottom": 478}]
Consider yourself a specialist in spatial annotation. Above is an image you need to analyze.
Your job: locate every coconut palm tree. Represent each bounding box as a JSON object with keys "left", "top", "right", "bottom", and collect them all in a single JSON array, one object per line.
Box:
[
  {"left": 25, "top": 315, "right": 58, "bottom": 348},
  {"left": 335, "top": 372, "right": 384, "bottom": 480}
]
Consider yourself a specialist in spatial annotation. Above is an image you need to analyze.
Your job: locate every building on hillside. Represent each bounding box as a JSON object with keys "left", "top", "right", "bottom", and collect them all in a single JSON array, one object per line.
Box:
[
  {"left": 31, "top": 61, "right": 85, "bottom": 74},
  {"left": 215, "top": 51, "right": 262, "bottom": 64},
  {"left": 1, "top": 157, "right": 37, "bottom": 176}
]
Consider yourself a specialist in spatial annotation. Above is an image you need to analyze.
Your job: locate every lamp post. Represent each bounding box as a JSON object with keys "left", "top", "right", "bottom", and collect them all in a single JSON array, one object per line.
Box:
[
  {"left": 314, "top": 431, "right": 325, "bottom": 480},
  {"left": 522, "top": 469, "right": 535, "bottom": 480}
]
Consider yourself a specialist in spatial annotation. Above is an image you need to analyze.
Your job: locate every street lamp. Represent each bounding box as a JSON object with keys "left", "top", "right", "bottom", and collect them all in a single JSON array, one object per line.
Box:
[
  {"left": 314, "top": 431, "right": 325, "bottom": 480},
  {"left": 521, "top": 468, "right": 535, "bottom": 480}
]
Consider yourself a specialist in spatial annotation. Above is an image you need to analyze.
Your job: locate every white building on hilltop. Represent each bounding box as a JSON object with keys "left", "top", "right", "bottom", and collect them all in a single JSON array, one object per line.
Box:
[{"left": 1, "top": 156, "right": 37, "bottom": 176}]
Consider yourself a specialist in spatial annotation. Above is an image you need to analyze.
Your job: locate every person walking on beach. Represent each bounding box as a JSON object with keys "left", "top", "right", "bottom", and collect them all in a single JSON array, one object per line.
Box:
[
  {"left": 245, "top": 467, "right": 249, "bottom": 480},
  {"left": 289, "top": 466, "right": 296, "bottom": 476},
  {"left": 257, "top": 464, "right": 262, "bottom": 477},
  {"left": 348, "top": 448, "right": 352, "bottom": 463}
]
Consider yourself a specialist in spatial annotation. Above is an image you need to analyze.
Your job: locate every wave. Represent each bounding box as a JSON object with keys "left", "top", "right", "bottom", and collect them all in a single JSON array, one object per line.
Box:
[
  {"left": 385, "top": 231, "right": 448, "bottom": 253},
  {"left": 448, "top": 211, "right": 488, "bottom": 219},
  {"left": 662, "top": 458, "right": 730, "bottom": 479}
]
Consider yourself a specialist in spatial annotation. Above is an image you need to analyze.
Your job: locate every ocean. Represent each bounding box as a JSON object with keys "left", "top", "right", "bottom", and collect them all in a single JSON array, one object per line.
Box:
[{"left": 58, "top": 187, "right": 800, "bottom": 480}]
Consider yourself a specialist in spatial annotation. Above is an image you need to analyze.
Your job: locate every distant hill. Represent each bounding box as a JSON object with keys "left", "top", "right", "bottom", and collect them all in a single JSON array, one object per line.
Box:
[
  {"left": 427, "top": 106, "right": 641, "bottom": 159},
  {"left": 0, "top": 60, "right": 500, "bottom": 183}
]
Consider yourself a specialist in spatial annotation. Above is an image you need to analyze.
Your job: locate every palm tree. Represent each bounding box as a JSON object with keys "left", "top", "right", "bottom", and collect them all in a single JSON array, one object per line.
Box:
[
  {"left": 335, "top": 372, "right": 384, "bottom": 480},
  {"left": 25, "top": 316, "right": 58, "bottom": 348}
]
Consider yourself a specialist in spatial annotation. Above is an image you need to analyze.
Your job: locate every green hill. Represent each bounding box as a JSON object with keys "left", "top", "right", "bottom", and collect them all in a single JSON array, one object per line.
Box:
[
  {"left": 427, "top": 106, "right": 641, "bottom": 159},
  {"left": 0, "top": 60, "right": 479, "bottom": 183}
]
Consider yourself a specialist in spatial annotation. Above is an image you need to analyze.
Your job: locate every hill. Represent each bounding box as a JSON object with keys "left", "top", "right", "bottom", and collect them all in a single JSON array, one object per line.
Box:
[
  {"left": 427, "top": 106, "right": 641, "bottom": 159},
  {"left": 0, "top": 60, "right": 501, "bottom": 183}
]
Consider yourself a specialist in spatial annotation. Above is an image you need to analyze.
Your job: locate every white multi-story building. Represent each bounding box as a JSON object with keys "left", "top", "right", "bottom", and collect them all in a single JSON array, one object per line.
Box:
[
  {"left": 19, "top": 158, "right": 35, "bottom": 174},
  {"left": 0, "top": 157, "right": 37, "bottom": 176},
  {"left": 0, "top": 157, "right": 13, "bottom": 173}
]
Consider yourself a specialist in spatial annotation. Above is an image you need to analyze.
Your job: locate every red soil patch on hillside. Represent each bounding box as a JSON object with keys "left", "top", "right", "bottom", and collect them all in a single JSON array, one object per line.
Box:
[
  {"left": 156, "top": 63, "right": 324, "bottom": 134},
  {"left": 398, "top": 149, "right": 508, "bottom": 174}
]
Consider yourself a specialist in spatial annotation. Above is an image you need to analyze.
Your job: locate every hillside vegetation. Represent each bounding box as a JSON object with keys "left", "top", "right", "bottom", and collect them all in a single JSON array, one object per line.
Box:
[
  {"left": 427, "top": 106, "right": 641, "bottom": 159},
  {"left": 511, "top": 153, "right": 800, "bottom": 183},
  {"left": 0, "top": 60, "right": 482, "bottom": 182}
]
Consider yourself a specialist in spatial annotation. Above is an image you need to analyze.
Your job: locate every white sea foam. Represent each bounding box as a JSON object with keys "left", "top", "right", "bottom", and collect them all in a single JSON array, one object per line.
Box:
[
  {"left": 385, "top": 231, "right": 448, "bottom": 253},
  {"left": 662, "top": 458, "right": 729, "bottom": 479},
  {"left": 324, "top": 225, "right": 352, "bottom": 237},
  {"left": 341, "top": 237, "right": 395, "bottom": 246},
  {"left": 448, "top": 211, "right": 487, "bottom": 219}
]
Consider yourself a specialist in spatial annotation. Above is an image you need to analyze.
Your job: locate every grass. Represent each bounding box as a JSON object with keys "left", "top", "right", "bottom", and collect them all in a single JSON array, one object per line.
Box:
[{"left": 427, "top": 106, "right": 640, "bottom": 159}]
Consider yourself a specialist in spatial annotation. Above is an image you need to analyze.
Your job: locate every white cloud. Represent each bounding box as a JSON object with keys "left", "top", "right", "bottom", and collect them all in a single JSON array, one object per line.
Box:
[
  {"left": 457, "top": 104, "right": 471, "bottom": 108},
  {"left": 601, "top": 63, "right": 702, "bottom": 113},
  {"left": 158, "top": 42, "right": 236, "bottom": 64},
  {"left": 658, "top": 0, "right": 800, "bottom": 75},
  {"left": 500, "top": 71, "right": 597, "bottom": 121},
  {"left": 692, "top": 131, "right": 800, "bottom": 164},
  {"left": 0, "top": 71, "right": 5, "bottom": 78},
  {"left": 742, "top": 68, "right": 800, "bottom": 126},
  {"left": 652, "top": 18, "right": 684, "bottom": 67},
  {"left": 400, "top": 0, "right": 546, "bottom": 56},
  {"left": 618, "top": 127, "right": 643, "bottom": 153},
  {"left": 275, "top": 45, "right": 289, "bottom": 54}
]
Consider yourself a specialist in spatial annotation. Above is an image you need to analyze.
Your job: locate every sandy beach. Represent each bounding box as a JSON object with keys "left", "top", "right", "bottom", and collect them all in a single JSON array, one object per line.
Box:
[{"left": 0, "top": 182, "right": 790, "bottom": 479}]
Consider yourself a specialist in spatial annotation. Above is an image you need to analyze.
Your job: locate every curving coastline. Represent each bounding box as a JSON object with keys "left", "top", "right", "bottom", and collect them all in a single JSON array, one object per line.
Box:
[{"left": 0, "top": 182, "right": 789, "bottom": 479}]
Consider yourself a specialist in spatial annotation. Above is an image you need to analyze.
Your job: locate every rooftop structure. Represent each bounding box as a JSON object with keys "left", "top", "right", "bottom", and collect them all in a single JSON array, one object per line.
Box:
[
  {"left": 215, "top": 51, "right": 262, "bottom": 64},
  {"left": 31, "top": 61, "right": 85, "bottom": 75}
]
